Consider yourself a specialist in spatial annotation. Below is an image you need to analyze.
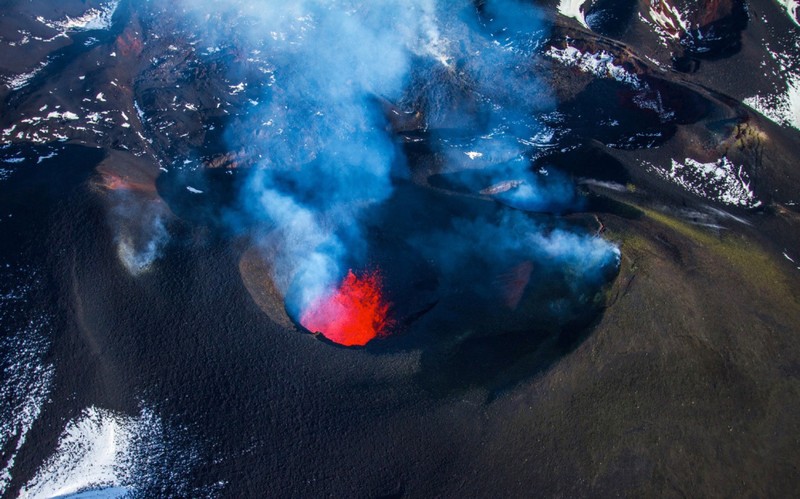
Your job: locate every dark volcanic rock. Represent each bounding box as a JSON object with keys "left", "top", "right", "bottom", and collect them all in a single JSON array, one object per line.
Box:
[{"left": 1, "top": 0, "right": 800, "bottom": 497}]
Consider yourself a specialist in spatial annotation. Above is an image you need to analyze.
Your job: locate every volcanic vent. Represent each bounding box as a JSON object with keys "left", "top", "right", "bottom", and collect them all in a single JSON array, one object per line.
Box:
[{"left": 299, "top": 269, "right": 393, "bottom": 347}]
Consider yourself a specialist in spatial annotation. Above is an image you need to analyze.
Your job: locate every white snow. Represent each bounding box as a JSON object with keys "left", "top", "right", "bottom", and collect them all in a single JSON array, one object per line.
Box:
[
  {"left": 17, "top": 403, "right": 213, "bottom": 497},
  {"left": 45, "top": 111, "right": 80, "bottom": 121},
  {"left": 648, "top": 157, "right": 761, "bottom": 208},
  {"left": 17, "top": 406, "right": 168, "bottom": 498},
  {"left": 37, "top": 1, "right": 120, "bottom": 33},
  {"left": 776, "top": 0, "right": 800, "bottom": 26},
  {"left": 37, "top": 151, "right": 58, "bottom": 164},
  {"left": 465, "top": 151, "right": 483, "bottom": 160},
  {"left": 3, "top": 61, "right": 49, "bottom": 91},
  {"left": 633, "top": 91, "right": 674, "bottom": 120},
  {"left": 96, "top": 92, "right": 107, "bottom": 102},
  {"left": 0, "top": 330, "right": 52, "bottom": 497},
  {"left": 557, "top": 0, "right": 590, "bottom": 29},
  {"left": 647, "top": 0, "right": 691, "bottom": 40},
  {"left": 545, "top": 45, "right": 643, "bottom": 88},
  {"left": 134, "top": 101, "right": 146, "bottom": 123},
  {"left": 744, "top": 71, "right": 800, "bottom": 131},
  {"left": 783, "top": 251, "right": 800, "bottom": 270},
  {"left": 522, "top": 128, "right": 557, "bottom": 147},
  {"left": 18, "top": 407, "right": 132, "bottom": 498},
  {"left": 229, "top": 82, "right": 247, "bottom": 95},
  {"left": 0, "top": 270, "right": 54, "bottom": 496},
  {"left": 186, "top": 186, "right": 204, "bottom": 194}
]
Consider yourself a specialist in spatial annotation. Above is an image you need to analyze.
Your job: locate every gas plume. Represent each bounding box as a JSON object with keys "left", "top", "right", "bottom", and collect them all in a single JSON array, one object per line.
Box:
[{"left": 174, "top": 0, "right": 620, "bottom": 342}]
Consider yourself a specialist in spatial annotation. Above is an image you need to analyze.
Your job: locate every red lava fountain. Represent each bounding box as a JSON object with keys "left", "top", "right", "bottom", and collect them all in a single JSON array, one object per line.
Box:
[{"left": 300, "top": 269, "right": 393, "bottom": 347}]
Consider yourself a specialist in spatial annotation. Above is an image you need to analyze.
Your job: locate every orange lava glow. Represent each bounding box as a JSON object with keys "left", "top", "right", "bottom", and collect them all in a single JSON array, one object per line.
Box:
[
  {"left": 98, "top": 173, "right": 155, "bottom": 193},
  {"left": 300, "top": 269, "right": 393, "bottom": 346}
]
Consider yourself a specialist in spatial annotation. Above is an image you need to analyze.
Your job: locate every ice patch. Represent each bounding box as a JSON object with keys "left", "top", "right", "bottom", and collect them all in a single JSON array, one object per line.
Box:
[{"left": 648, "top": 157, "right": 761, "bottom": 208}]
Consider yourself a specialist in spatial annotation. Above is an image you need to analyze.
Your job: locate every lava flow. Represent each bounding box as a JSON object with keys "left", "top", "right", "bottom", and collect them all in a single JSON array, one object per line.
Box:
[{"left": 299, "top": 269, "right": 393, "bottom": 347}]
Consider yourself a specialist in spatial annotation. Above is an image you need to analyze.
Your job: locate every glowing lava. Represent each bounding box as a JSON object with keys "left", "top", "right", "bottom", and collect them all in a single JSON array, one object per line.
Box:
[
  {"left": 97, "top": 172, "right": 155, "bottom": 193},
  {"left": 300, "top": 269, "right": 393, "bottom": 347}
]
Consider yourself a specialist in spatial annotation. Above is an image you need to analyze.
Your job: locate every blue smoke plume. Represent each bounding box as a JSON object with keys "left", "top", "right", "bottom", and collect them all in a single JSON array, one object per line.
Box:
[{"left": 175, "top": 0, "right": 619, "bottom": 319}]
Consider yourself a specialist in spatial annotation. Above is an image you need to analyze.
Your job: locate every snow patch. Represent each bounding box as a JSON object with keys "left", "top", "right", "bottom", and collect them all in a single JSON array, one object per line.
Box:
[
  {"left": 545, "top": 45, "right": 643, "bottom": 88},
  {"left": 647, "top": 0, "right": 691, "bottom": 40},
  {"left": 557, "top": 0, "right": 589, "bottom": 29},
  {"left": 18, "top": 402, "right": 215, "bottom": 498},
  {"left": 648, "top": 157, "right": 761, "bottom": 208},
  {"left": 37, "top": 150, "right": 58, "bottom": 164},
  {"left": 0, "top": 268, "right": 54, "bottom": 496},
  {"left": 37, "top": 1, "right": 120, "bottom": 33},
  {"left": 776, "top": 0, "right": 800, "bottom": 26},
  {"left": 3, "top": 61, "right": 49, "bottom": 91},
  {"left": 744, "top": 71, "right": 800, "bottom": 131},
  {"left": 46, "top": 111, "right": 80, "bottom": 121},
  {"left": 186, "top": 186, "right": 204, "bottom": 194}
]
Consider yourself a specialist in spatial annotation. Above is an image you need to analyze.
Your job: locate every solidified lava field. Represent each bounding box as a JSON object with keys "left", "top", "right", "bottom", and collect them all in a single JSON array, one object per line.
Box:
[{"left": 1, "top": 0, "right": 800, "bottom": 497}]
